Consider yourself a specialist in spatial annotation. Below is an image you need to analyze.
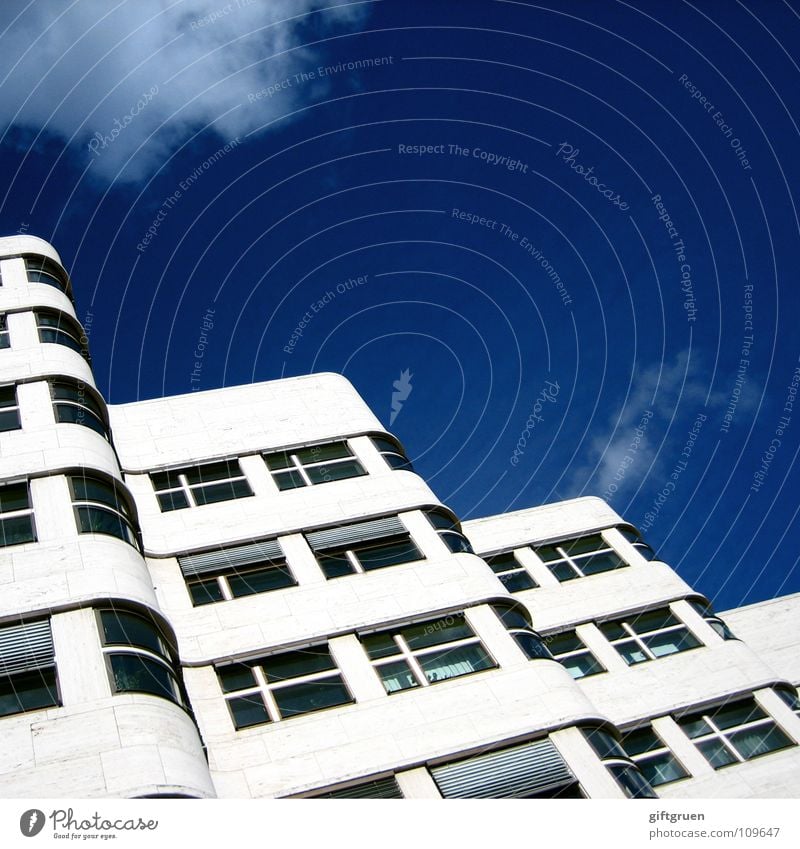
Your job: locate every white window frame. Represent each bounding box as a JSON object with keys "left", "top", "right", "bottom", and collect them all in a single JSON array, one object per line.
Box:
[
  {"left": 0, "top": 383, "right": 21, "bottom": 432},
  {"left": 263, "top": 440, "right": 366, "bottom": 489},
  {"left": 151, "top": 459, "right": 252, "bottom": 511},
  {"left": 485, "top": 551, "right": 538, "bottom": 592},
  {"left": 0, "top": 480, "right": 36, "bottom": 547},
  {"left": 533, "top": 533, "right": 628, "bottom": 581},
  {"left": 545, "top": 629, "right": 605, "bottom": 679},
  {"left": 620, "top": 724, "right": 689, "bottom": 786},
  {"left": 599, "top": 608, "right": 702, "bottom": 665}
]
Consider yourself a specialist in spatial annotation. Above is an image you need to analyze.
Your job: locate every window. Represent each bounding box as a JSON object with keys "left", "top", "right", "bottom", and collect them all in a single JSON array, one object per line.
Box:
[
  {"left": 618, "top": 527, "right": 657, "bottom": 560},
  {"left": 70, "top": 474, "right": 138, "bottom": 548},
  {"left": 0, "top": 384, "right": 21, "bottom": 432},
  {"left": 151, "top": 459, "right": 253, "bottom": 511},
  {"left": 426, "top": 508, "right": 474, "bottom": 554},
  {"left": 492, "top": 604, "right": 551, "bottom": 660},
  {"left": 545, "top": 630, "right": 605, "bottom": 679},
  {"left": 360, "top": 614, "right": 495, "bottom": 694},
  {"left": 0, "top": 481, "right": 36, "bottom": 546},
  {"left": 775, "top": 687, "right": 800, "bottom": 717},
  {"left": 533, "top": 533, "right": 627, "bottom": 581},
  {"left": 179, "top": 539, "right": 296, "bottom": 606},
  {"left": 371, "top": 436, "right": 413, "bottom": 471},
  {"left": 99, "top": 609, "right": 184, "bottom": 706},
  {"left": 217, "top": 645, "right": 353, "bottom": 729},
  {"left": 688, "top": 598, "right": 737, "bottom": 640},
  {"left": 485, "top": 551, "right": 537, "bottom": 592},
  {"left": 0, "top": 314, "right": 9, "bottom": 349},
  {"left": 677, "top": 697, "right": 794, "bottom": 768},
  {"left": 0, "top": 619, "right": 59, "bottom": 718},
  {"left": 50, "top": 380, "right": 109, "bottom": 439},
  {"left": 35, "top": 310, "right": 89, "bottom": 360},
  {"left": 25, "top": 255, "right": 69, "bottom": 293},
  {"left": 583, "top": 726, "right": 658, "bottom": 798},
  {"left": 263, "top": 440, "right": 366, "bottom": 490},
  {"left": 308, "top": 776, "right": 403, "bottom": 799},
  {"left": 621, "top": 725, "right": 689, "bottom": 786},
  {"left": 599, "top": 607, "right": 702, "bottom": 665}
]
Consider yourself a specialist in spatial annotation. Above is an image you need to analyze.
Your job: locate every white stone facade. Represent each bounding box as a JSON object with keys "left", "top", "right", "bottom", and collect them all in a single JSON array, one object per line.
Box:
[{"left": 1, "top": 235, "right": 799, "bottom": 799}]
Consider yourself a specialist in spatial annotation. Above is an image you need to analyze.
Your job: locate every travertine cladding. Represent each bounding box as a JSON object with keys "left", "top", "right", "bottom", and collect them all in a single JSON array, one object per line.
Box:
[
  {"left": 107, "top": 373, "right": 384, "bottom": 471},
  {"left": 722, "top": 593, "right": 800, "bottom": 685}
]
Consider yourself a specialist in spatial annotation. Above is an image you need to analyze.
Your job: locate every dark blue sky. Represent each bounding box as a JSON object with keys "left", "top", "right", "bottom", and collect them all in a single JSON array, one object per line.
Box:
[{"left": 2, "top": 0, "right": 799, "bottom": 610}]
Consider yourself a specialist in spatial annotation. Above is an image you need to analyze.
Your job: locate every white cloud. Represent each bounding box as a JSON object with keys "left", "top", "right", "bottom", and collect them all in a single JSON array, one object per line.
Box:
[{"left": 0, "top": 0, "right": 366, "bottom": 182}]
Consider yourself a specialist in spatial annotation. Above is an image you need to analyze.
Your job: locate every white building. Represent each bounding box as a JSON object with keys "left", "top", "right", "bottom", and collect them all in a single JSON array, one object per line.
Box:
[{"left": 1, "top": 234, "right": 799, "bottom": 799}]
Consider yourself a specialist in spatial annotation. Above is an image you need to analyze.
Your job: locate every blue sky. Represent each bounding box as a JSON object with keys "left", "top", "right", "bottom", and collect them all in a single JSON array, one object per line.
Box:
[{"left": 1, "top": 0, "right": 799, "bottom": 610}]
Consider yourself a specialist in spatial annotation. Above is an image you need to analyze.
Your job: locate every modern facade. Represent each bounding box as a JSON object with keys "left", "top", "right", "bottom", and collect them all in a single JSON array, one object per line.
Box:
[{"left": 1, "top": 234, "right": 799, "bottom": 799}]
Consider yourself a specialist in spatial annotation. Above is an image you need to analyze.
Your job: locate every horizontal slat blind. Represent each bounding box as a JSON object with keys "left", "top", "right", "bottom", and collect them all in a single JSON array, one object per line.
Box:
[
  {"left": 0, "top": 620, "right": 55, "bottom": 675},
  {"left": 179, "top": 539, "right": 284, "bottom": 577},
  {"left": 306, "top": 516, "right": 406, "bottom": 551},
  {"left": 431, "top": 738, "right": 574, "bottom": 798},
  {"left": 313, "top": 777, "right": 403, "bottom": 799}
]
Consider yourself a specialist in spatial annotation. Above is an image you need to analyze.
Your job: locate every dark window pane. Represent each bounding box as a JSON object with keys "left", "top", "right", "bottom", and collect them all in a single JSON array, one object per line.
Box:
[
  {"left": 560, "top": 535, "right": 607, "bottom": 556},
  {"left": 549, "top": 562, "right": 577, "bottom": 582},
  {"left": 0, "top": 409, "right": 20, "bottom": 431},
  {"left": 383, "top": 453, "right": 413, "bottom": 471},
  {"left": 274, "top": 469, "right": 305, "bottom": 490},
  {"left": 513, "top": 632, "right": 552, "bottom": 661},
  {"left": 228, "top": 694, "right": 270, "bottom": 729},
  {"left": 775, "top": 688, "right": 800, "bottom": 712},
  {"left": 622, "top": 727, "right": 662, "bottom": 756},
  {"left": 0, "top": 515, "right": 36, "bottom": 546},
  {"left": 617, "top": 640, "right": 649, "bottom": 665},
  {"left": 711, "top": 699, "right": 766, "bottom": 730},
  {"left": 40, "top": 327, "right": 84, "bottom": 354},
  {"left": 150, "top": 470, "right": 184, "bottom": 490},
  {"left": 157, "top": 491, "right": 190, "bottom": 512},
  {"left": 362, "top": 633, "right": 400, "bottom": 660},
  {"left": 639, "top": 752, "right": 689, "bottom": 786},
  {"left": 608, "top": 764, "right": 657, "bottom": 798},
  {"left": 227, "top": 565, "right": 295, "bottom": 597},
  {"left": 562, "top": 653, "right": 604, "bottom": 679},
  {"left": 76, "top": 506, "right": 135, "bottom": 546},
  {"left": 631, "top": 542, "right": 657, "bottom": 561},
  {"left": 0, "top": 385, "right": 16, "bottom": 405},
  {"left": 730, "top": 725, "right": 793, "bottom": 760},
  {"left": 183, "top": 461, "right": 243, "bottom": 485},
  {"left": 51, "top": 383, "right": 104, "bottom": 417},
  {"left": 498, "top": 571, "right": 537, "bottom": 592},
  {"left": 532, "top": 544, "right": 562, "bottom": 562},
  {"left": 644, "top": 628, "right": 701, "bottom": 657},
  {"left": 261, "top": 647, "right": 335, "bottom": 682},
  {"left": 55, "top": 404, "right": 108, "bottom": 437},
  {"left": 599, "top": 620, "right": 628, "bottom": 640},
  {"left": 101, "top": 610, "right": 169, "bottom": 657},
  {"left": 72, "top": 477, "right": 125, "bottom": 512},
  {"left": 546, "top": 631, "right": 584, "bottom": 655},
  {"left": 273, "top": 676, "right": 352, "bottom": 718},
  {"left": 679, "top": 714, "right": 714, "bottom": 738},
  {"left": 218, "top": 663, "right": 256, "bottom": 693},
  {"left": 355, "top": 538, "right": 421, "bottom": 571},
  {"left": 708, "top": 619, "right": 737, "bottom": 640},
  {"left": 188, "top": 578, "right": 225, "bottom": 606},
  {"left": 295, "top": 442, "right": 352, "bottom": 464},
  {"left": 0, "top": 483, "right": 30, "bottom": 512},
  {"left": 577, "top": 551, "right": 624, "bottom": 575},
  {"left": 371, "top": 437, "right": 401, "bottom": 453},
  {"left": 585, "top": 727, "right": 627, "bottom": 760},
  {"left": 192, "top": 479, "right": 253, "bottom": 505},
  {"left": 418, "top": 644, "right": 494, "bottom": 683},
  {"left": 487, "top": 553, "right": 517, "bottom": 572},
  {"left": 264, "top": 451, "right": 293, "bottom": 470},
  {"left": 402, "top": 617, "right": 474, "bottom": 650},
  {"left": 630, "top": 609, "right": 680, "bottom": 633},
  {"left": 108, "top": 654, "right": 179, "bottom": 704},
  {"left": 376, "top": 660, "right": 418, "bottom": 693},
  {"left": 306, "top": 460, "right": 365, "bottom": 484},
  {"left": 491, "top": 605, "right": 530, "bottom": 630},
  {"left": 0, "top": 668, "right": 59, "bottom": 717},
  {"left": 439, "top": 530, "right": 473, "bottom": 554},
  {"left": 319, "top": 551, "right": 355, "bottom": 578},
  {"left": 697, "top": 738, "right": 738, "bottom": 768},
  {"left": 426, "top": 511, "right": 458, "bottom": 531}
]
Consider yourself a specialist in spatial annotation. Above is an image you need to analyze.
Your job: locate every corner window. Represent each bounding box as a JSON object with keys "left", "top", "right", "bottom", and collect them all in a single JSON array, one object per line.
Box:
[
  {"left": 217, "top": 645, "right": 353, "bottom": 729},
  {"left": 50, "top": 380, "right": 109, "bottom": 439},
  {"left": 25, "top": 255, "right": 69, "bottom": 293},
  {"left": 775, "top": 687, "right": 800, "bottom": 717},
  {"left": 0, "top": 314, "right": 9, "bottom": 349},
  {"left": 545, "top": 630, "right": 605, "bottom": 679},
  {"left": 99, "top": 609, "right": 184, "bottom": 706},
  {"left": 0, "top": 384, "right": 21, "bottom": 432},
  {"left": 70, "top": 474, "right": 138, "bottom": 548},
  {"left": 263, "top": 440, "right": 366, "bottom": 490},
  {"left": 179, "top": 540, "right": 296, "bottom": 606},
  {"left": 371, "top": 436, "right": 413, "bottom": 471},
  {"left": 583, "top": 726, "right": 657, "bottom": 798},
  {"left": 677, "top": 697, "right": 794, "bottom": 768},
  {"left": 151, "top": 459, "right": 253, "bottom": 511},
  {"left": 0, "top": 619, "right": 58, "bottom": 717},
  {"left": 618, "top": 527, "right": 657, "bottom": 560},
  {"left": 492, "top": 604, "right": 551, "bottom": 660},
  {"left": 533, "top": 533, "right": 627, "bottom": 581},
  {"left": 425, "top": 509, "right": 474, "bottom": 554},
  {"left": 0, "top": 481, "right": 36, "bottom": 546},
  {"left": 360, "top": 613, "right": 495, "bottom": 693},
  {"left": 621, "top": 725, "right": 689, "bottom": 786},
  {"left": 599, "top": 607, "right": 702, "bottom": 665},
  {"left": 485, "top": 551, "right": 537, "bottom": 592},
  {"left": 689, "top": 598, "right": 737, "bottom": 640},
  {"left": 35, "top": 310, "right": 89, "bottom": 360}
]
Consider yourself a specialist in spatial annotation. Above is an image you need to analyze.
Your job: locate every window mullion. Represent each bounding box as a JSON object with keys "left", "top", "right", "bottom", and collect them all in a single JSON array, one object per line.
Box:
[
  {"left": 252, "top": 666, "right": 281, "bottom": 722},
  {"left": 217, "top": 575, "right": 235, "bottom": 601},
  {"left": 396, "top": 636, "right": 427, "bottom": 687},
  {"left": 345, "top": 550, "right": 364, "bottom": 574}
]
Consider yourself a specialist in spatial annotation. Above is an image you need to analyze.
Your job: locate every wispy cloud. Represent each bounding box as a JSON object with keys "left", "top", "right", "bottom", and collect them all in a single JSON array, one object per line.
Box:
[{"left": 0, "top": 0, "right": 366, "bottom": 182}]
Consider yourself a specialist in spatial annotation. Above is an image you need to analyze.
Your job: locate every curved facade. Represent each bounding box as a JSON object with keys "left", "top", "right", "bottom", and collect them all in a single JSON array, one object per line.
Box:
[{"left": 2, "top": 235, "right": 799, "bottom": 799}]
